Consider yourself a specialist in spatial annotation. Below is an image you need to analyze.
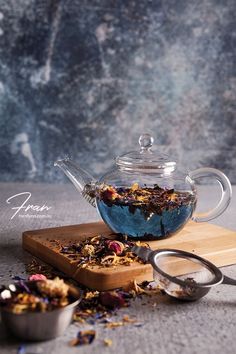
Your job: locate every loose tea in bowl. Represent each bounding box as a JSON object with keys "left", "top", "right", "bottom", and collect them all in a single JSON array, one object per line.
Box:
[{"left": 0, "top": 277, "right": 82, "bottom": 340}]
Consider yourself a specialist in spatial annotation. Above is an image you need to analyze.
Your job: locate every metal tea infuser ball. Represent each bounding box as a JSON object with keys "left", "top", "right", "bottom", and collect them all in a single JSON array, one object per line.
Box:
[{"left": 132, "top": 245, "right": 236, "bottom": 301}]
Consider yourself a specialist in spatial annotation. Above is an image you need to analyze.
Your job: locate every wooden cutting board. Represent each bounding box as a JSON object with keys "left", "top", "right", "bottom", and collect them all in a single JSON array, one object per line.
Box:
[{"left": 22, "top": 221, "right": 236, "bottom": 291}]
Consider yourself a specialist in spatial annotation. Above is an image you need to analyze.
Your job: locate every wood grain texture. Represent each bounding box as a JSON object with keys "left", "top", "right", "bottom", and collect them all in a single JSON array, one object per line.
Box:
[{"left": 22, "top": 221, "right": 236, "bottom": 290}]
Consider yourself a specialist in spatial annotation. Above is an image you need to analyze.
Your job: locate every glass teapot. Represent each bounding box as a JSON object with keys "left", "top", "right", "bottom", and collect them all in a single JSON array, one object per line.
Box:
[{"left": 54, "top": 134, "right": 232, "bottom": 240}]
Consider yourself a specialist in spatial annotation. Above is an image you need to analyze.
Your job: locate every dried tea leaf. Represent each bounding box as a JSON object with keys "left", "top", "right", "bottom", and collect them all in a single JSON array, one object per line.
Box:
[
  {"left": 104, "top": 339, "right": 113, "bottom": 346},
  {"left": 59, "top": 235, "right": 145, "bottom": 269},
  {"left": 99, "top": 291, "right": 125, "bottom": 309},
  {"left": 70, "top": 330, "right": 96, "bottom": 346},
  {"left": 105, "top": 321, "right": 124, "bottom": 329},
  {"left": 122, "top": 314, "right": 137, "bottom": 323}
]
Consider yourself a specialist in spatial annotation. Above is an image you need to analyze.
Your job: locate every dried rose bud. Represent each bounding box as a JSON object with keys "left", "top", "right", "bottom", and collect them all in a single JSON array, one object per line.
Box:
[
  {"left": 101, "top": 186, "right": 120, "bottom": 201},
  {"left": 106, "top": 240, "right": 125, "bottom": 255},
  {"left": 29, "top": 274, "right": 47, "bottom": 281},
  {"left": 99, "top": 291, "right": 125, "bottom": 309}
]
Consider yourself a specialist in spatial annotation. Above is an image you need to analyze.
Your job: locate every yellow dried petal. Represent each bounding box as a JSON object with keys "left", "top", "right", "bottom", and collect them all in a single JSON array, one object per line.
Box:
[
  {"left": 170, "top": 193, "right": 178, "bottom": 201},
  {"left": 104, "top": 339, "right": 113, "bottom": 347},
  {"left": 105, "top": 321, "right": 124, "bottom": 329},
  {"left": 123, "top": 315, "right": 136, "bottom": 323},
  {"left": 130, "top": 182, "right": 139, "bottom": 191}
]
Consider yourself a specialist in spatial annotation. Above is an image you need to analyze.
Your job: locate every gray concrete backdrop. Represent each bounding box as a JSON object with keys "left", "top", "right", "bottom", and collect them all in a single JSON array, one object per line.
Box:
[{"left": 0, "top": 0, "right": 236, "bottom": 182}]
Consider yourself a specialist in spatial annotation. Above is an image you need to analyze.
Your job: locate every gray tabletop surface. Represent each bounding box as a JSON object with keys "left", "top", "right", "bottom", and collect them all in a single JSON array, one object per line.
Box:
[{"left": 0, "top": 183, "right": 236, "bottom": 354}]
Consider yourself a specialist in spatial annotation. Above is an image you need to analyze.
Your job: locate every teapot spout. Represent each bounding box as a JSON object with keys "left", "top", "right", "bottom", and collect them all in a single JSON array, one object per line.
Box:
[{"left": 54, "top": 158, "right": 96, "bottom": 207}]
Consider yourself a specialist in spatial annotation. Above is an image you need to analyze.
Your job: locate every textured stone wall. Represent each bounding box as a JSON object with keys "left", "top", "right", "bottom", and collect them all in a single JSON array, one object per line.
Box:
[{"left": 0, "top": 0, "right": 235, "bottom": 183}]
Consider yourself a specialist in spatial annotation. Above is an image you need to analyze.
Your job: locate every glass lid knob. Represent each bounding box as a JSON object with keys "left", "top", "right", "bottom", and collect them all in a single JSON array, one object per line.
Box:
[
  {"left": 116, "top": 133, "right": 176, "bottom": 172},
  {"left": 139, "top": 134, "right": 154, "bottom": 151}
]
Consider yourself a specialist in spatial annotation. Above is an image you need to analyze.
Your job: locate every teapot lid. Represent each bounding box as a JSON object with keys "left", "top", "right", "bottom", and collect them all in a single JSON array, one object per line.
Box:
[{"left": 116, "top": 134, "right": 176, "bottom": 172}]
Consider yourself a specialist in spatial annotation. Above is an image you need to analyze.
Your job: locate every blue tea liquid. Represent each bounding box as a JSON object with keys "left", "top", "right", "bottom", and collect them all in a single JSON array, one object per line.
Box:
[{"left": 97, "top": 200, "right": 195, "bottom": 239}]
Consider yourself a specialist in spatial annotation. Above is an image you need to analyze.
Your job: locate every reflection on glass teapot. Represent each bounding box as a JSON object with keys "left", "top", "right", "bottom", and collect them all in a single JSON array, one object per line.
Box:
[{"left": 54, "top": 134, "right": 232, "bottom": 240}]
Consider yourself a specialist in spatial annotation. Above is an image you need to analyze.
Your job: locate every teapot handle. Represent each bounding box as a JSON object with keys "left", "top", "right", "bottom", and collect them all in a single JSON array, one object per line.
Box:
[{"left": 189, "top": 167, "right": 232, "bottom": 222}]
